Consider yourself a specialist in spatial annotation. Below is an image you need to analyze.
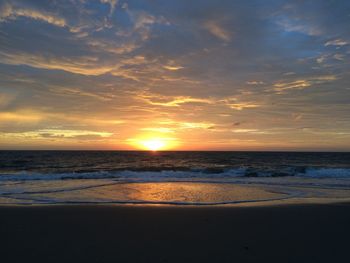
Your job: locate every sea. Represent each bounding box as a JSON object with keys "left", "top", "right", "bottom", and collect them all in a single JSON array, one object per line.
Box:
[{"left": 1, "top": 151, "right": 350, "bottom": 205}]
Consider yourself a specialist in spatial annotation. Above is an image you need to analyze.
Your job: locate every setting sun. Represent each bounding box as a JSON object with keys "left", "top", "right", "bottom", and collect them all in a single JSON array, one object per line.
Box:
[
  {"left": 127, "top": 136, "right": 179, "bottom": 151},
  {"left": 142, "top": 139, "right": 165, "bottom": 151}
]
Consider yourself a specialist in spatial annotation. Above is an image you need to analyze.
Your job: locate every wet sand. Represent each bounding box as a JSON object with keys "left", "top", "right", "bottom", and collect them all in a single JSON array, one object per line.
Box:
[{"left": 1, "top": 203, "right": 350, "bottom": 263}]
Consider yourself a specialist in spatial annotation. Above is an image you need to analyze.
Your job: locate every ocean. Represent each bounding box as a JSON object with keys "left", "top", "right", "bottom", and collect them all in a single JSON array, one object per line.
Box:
[{"left": 1, "top": 151, "right": 350, "bottom": 205}]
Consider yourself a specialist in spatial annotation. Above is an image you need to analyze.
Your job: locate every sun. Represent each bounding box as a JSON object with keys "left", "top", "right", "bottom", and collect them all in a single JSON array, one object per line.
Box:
[
  {"left": 127, "top": 136, "right": 178, "bottom": 151},
  {"left": 142, "top": 139, "right": 166, "bottom": 151}
]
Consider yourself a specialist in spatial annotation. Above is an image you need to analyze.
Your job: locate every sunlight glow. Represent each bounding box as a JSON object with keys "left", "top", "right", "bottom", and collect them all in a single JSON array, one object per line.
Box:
[
  {"left": 127, "top": 136, "right": 179, "bottom": 151},
  {"left": 142, "top": 139, "right": 165, "bottom": 151}
]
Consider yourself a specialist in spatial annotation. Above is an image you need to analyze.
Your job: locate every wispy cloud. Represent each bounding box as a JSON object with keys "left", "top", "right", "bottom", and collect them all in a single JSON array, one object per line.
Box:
[
  {"left": 246, "top": 81, "right": 264, "bottom": 85},
  {"left": 0, "top": 51, "right": 114, "bottom": 76},
  {"left": 325, "top": 39, "right": 348, "bottom": 47},
  {"left": 273, "top": 75, "right": 337, "bottom": 92},
  {"left": 137, "top": 91, "right": 214, "bottom": 107},
  {"left": 0, "top": 0, "right": 349, "bottom": 150},
  {"left": 276, "top": 18, "right": 321, "bottom": 36},
  {"left": 204, "top": 20, "right": 231, "bottom": 42},
  {"left": 0, "top": 129, "right": 113, "bottom": 140},
  {"left": 163, "top": 65, "right": 184, "bottom": 71},
  {"left": 0, "top": 2, "right": 66, "bottom": 27},
  {"left": 100, "top": 0, "right": 118, "bottom": 16}
]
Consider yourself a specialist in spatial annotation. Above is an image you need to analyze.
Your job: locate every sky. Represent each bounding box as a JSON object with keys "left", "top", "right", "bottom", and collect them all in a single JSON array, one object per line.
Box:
[{"left": 0, "top": 0, "right": 350, "bottom": 151}]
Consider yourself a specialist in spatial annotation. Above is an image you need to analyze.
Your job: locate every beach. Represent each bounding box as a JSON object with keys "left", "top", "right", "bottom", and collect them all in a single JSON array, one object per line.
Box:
[
  {"left": 1, "top": 151, "right": 350, "bottom": 262},
  {"left": 1, "top": 203, "right": 350, "bottom": 263}
]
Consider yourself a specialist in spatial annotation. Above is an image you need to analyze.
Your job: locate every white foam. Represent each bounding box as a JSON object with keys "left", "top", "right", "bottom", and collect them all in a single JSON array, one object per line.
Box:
[{"left": 0, "top": 167, "right": 350, "bottom": 182}]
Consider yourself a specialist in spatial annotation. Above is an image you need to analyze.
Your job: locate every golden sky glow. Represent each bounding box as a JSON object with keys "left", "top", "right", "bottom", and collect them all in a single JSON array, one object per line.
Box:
[{"left": 0, "top": 1, "right": 350, "bottom": 150}]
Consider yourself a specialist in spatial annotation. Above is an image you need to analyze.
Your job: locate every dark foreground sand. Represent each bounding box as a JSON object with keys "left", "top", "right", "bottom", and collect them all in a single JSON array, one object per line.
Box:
[{"left": 1, "top": 203, "right": 350, "bottom": 263}]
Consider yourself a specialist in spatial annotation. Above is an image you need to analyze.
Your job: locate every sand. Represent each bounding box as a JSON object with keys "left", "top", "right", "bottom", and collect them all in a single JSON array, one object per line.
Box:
[{"left": 1, "top": 203, "right": 350, "bottom": 263}]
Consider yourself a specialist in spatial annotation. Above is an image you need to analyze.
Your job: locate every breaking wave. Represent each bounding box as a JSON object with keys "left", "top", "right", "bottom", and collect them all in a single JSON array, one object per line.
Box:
[{"left": 1, "top": 167, "right": 350, "bottom": 182}]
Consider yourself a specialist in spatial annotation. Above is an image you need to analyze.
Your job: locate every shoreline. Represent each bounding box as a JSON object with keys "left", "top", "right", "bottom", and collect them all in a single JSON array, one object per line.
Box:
[
  {"left": 1, "top": 198, "right": 350, "bottom": 208},
  {"left": 2, "top": 179, "right": 350, "bottom": 206},
  {"left": 1, "top": 202, "right": 350, "bottom": 262}
]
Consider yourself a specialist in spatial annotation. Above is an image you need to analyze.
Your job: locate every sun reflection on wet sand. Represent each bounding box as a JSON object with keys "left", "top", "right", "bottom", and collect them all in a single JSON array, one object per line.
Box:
[
  {"left": 2, "top": 180, "right": 350, "bottom": 205},
  {"left": 8, "top": 182, "right": 288, "bottom": 205},
  {"left": 126, "top": 183, "right": 283, "bottom": 204}
]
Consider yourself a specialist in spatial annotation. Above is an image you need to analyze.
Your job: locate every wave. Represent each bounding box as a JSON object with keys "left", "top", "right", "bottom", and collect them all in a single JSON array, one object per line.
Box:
[
  {"left": 298, "top": 168, "right": 350, "bottom": 178},
  {"left": 1, "top": 167, "right": 350, "bottom": 182}
]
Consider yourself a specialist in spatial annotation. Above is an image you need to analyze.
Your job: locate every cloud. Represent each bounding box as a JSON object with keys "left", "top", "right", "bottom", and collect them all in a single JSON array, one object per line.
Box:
[
  {"left": 86, "top": 40, "right": 138, "bottom": 55},
  {"left": 0, "top": 107, "right": 125, "bottom": 133},
  {"left": 51, "top": 88, "right": 115, "bottom": 101},
  {"left": 0, "top": 51, "right": 114, "bottom": 76},
  {"left": 0, "top": 2, "right": 12, "bottom": 20},
  {"left": 0, "top": 129, "right": 113, "bottom": 141},
  {"left": 0, "top": 0, "right": 350, "bottom": 150},
  {"left": 163, "top": 65, "right": 184, "bottom": 71},
  {"left": 232, "top": 129, "right": 259, "bottom": 133},
  {"left": 0, "top": 92, "right": 16, "bottom": 107},
  {"left": 274, "top": 80, "right": 312, "bottom": 91},
  {"left": 325, "top": 39, "right": 348, "bottom": 47},
  {"left": 138, "top": 91, "right": 214, "bottom": 107},
  {"left": 204, "top": 20, "right": 231, "bottom": 42},
  {"left": 125, "top": 8, "right": 170, "bottom": 41},
  {"left": 246, "top": 81, "right": 264, "bottom": 85},
  {"left": 146, "top": 96, "right": 213, "bottom": 107},
  {"left": 316, "top": 55, "right": 327, "bottom": 64},
  {"left": 138, "top": 91, "right": 262, "bottom": 112},
  {"left": 220, "top": 97, "right": 260, "bottom": 110},
  {"left": 232, "top": 128, "right": 281, "bottom": 135},
  {"left": 36, "top": 129, "right": 113, "bottom": 138},
  {"left": 333, "top": 54, "right": 345, "bottom": 61},
  {"left": 0, "top": 110, "right": 43, "bottom": 123},
  {"left": 100, "top": 0, "right": 118, "bottom": 16},
  {"left": 0, "top": 2, "right": 66, "bottom": 27},
  {"left": 0, "top": 51, "right": 162, "bottom": 79},
  {"left": 292, "top": 113, "right": 303, "bottom": 121},
  {"left": 178, "top": 122, "right": 215, "bottom": 129},
  {"left": 226, "top": 103, "right": 260, "bottom": 110},
  {"left": 142, "top": 121, "right": 219, "bottom": 134},
  {"left": 283, "top": 72, "right": 296, "bottom": 76},
  {"left": 276, "top": 18, "right": 321, "bottom": 36},
  {"left": 273, "top": 75, "right": 337, "bottom": 92}
]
